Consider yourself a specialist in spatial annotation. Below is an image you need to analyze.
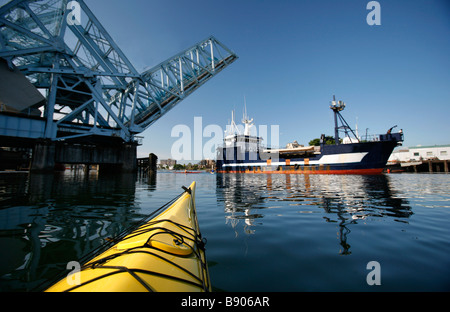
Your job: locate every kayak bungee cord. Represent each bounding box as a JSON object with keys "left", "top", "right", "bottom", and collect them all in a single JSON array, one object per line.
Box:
[
  {"left": 65, "top": 219, "right": 209, "bottom": 292},
  {"left": 42, "top": 184, "right": 210, "bottom": 292}
]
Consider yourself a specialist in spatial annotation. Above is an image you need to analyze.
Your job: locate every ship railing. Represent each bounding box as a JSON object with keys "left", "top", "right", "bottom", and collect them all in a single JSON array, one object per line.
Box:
[
  {"left": 361, "top": 134, "right": 381, "bottom": 142},
  {"left": 217, "top": 144, "right": 280, "bottom": 150},
  {"left": 362, "top": 132, "right": 404, "bottom": 143}
]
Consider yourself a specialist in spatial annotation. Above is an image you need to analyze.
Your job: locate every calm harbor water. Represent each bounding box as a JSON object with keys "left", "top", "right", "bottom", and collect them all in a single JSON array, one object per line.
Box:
[{"left": 0, "top": 171, "right": 449, "bottom": 292}]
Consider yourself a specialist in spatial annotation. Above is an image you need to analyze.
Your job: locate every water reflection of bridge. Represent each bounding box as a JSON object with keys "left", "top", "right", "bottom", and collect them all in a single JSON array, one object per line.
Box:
[{"left": 216, "top": 173, "right": 412, "bottom": 254}]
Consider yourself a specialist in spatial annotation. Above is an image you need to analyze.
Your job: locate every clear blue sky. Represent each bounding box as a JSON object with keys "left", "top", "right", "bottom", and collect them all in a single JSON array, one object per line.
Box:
[{"left": 86, "top": 0, "right": 450, "bottom": 161}]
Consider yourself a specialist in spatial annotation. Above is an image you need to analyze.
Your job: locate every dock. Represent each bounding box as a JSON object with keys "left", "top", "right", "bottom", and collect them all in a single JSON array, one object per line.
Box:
[
  {"left": 387, "top": 159, "right": 449, "bottom": 173},
  {"left": 387, "top": 144, "right": 450, "bottom": 173},
  {"left": 137, "top": 154, "right": 158, "bottom": 174}
]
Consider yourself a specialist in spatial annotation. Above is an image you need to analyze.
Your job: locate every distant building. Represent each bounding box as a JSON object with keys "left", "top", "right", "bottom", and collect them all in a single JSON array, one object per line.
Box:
[
  {"left": 159, "top": 159, "right": 177, "bottom": 169},
  {"left": 199, "top": 159, "right": 215, "bottom": 169},
  {"left": 389, "top": 145, "right": 450, "bottom": 163},
  {"left": 286, "top": 140, "right": 302, "bottom": 149}
]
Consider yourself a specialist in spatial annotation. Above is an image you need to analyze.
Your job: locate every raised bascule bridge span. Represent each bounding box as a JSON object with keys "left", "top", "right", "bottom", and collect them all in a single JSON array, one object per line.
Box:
[{"left": 0, "top": 0, "right": 237, "bottom": 172}]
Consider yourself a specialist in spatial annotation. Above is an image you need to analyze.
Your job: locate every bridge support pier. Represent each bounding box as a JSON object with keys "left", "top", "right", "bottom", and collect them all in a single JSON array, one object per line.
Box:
[
  {"left": 31, "top": 140, "right": 137, "bottom": 173},
  {"left": 31, "top": 140, "right": 56, "bottom": 172}
]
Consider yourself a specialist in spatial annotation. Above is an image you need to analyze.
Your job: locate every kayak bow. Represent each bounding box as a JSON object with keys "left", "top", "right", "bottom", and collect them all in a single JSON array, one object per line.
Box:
[{"left": 46, "top": 182, "right": 211, "bottom": 292}]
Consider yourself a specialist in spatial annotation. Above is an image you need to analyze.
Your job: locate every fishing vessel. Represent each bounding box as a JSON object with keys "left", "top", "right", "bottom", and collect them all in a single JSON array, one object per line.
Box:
[{"left": 216, "top": 97, "right": 403, "bottom": 175}]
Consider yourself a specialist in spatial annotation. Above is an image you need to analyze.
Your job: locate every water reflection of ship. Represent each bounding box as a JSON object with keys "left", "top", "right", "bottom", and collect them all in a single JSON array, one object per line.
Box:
[
  {"left": 216, "top": 174, "right": 266, "bottom": 236},
  {"left": 0, "top": 171, "right": 157, "bottom": 291},
  {"left": 216, "top": 173, "right": 412, "bottom": 255},
  {"left": 314, "top": 174, "right": 413, "bottom": 255}
]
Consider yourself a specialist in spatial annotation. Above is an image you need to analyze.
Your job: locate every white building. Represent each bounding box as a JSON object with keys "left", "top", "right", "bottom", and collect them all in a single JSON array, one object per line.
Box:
[{"left": 389, "top": 145, "right": 450, "bottom": 163}]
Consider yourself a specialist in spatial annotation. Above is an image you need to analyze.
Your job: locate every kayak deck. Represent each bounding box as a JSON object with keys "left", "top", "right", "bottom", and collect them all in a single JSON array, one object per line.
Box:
[{"left": 46, "top": 182, "right": 211, "bottom": 292}]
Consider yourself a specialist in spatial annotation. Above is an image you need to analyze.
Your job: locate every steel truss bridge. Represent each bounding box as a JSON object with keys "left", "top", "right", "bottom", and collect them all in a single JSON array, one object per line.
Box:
[{"left": 0, "top": 0, "right": 238, "bottom": 147}]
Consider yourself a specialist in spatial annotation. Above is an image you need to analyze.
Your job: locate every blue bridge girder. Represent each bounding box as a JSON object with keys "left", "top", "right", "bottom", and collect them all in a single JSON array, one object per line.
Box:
[{"left": 0, "top": 0, "right": 238, "bottom": 144}]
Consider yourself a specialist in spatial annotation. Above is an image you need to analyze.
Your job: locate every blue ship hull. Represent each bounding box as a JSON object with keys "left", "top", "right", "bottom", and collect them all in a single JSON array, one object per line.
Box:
[{"left": 216, "top": 133, "right": 403, "bottom": 175}]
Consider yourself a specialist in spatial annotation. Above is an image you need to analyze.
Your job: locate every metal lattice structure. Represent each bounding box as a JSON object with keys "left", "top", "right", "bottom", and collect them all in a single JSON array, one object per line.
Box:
[{"left": 0, "top": 0, "right": 238, "bottom": 143}]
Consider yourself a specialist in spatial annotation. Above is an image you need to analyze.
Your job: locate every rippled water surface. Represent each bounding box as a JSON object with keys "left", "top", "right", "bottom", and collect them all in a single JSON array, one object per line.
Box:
[{"left": 0, "top": 171, "right": 449, "bottom": 291}]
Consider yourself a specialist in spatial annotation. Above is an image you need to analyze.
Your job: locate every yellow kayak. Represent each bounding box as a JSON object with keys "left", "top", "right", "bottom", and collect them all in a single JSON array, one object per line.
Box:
[{"left": 46, "top": 182, "right": 211, "bottom": 292}]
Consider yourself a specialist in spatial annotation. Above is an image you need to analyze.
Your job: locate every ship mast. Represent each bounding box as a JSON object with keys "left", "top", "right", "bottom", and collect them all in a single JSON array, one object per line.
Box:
[
  {"left": 229, "top": 110, "right": 241, "bottom": 136},
  {"left": 242, "top": 96, "right": 254, "bottom": 136},
  {"left": 330, "top": 96, "right": 360, "bottom": 145}
]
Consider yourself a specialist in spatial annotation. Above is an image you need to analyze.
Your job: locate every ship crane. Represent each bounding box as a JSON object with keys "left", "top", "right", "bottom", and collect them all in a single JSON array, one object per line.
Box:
[{"left": 330, "top": 95, "right": 360, "bottom": 145}]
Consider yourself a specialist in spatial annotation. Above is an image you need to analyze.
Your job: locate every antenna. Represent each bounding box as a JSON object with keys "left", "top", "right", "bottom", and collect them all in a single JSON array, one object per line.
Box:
[
  {"left": 226, "top": 109, "right": 241, "bottom": 136},
  {"left": 355, "top": 116, "right": 359, "bottom": 138},
  {"left": 241, "top": 96, "right": 253, "bottom": 136},
  {"left": 243, "top": 95, "right": 248, "bottom": 123}
]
